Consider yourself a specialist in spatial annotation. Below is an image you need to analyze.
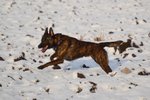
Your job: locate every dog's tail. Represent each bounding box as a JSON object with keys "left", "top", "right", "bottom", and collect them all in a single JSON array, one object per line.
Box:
[{"left": 99, "top": 40, "right": 123, "bottom": 47}]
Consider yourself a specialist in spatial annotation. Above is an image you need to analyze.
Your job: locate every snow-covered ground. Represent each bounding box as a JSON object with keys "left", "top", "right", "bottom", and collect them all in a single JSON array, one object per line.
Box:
[{"left": 0, "top": 0, "right": 150, "bottom": 100}]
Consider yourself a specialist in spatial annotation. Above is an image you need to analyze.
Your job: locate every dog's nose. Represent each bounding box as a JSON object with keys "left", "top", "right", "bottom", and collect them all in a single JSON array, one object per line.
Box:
[{"left": 38, "top": 44, "right": 42, "bottom": 48}]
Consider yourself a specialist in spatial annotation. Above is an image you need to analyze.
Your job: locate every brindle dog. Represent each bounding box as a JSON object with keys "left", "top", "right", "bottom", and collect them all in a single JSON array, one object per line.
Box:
[{"left": 38, "top": 27, "right": 123, "bottom": 74}]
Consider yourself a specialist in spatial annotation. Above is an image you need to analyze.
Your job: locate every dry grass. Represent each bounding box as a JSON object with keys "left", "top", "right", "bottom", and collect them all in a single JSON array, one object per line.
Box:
[{"left": 94, "top": 33, "right": 105, "bottom": 42}]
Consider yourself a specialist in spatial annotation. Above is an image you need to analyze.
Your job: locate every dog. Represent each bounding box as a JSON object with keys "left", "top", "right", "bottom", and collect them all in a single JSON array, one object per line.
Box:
[{"left": 38, "top": 27, "right": 123, "bottom": 74}]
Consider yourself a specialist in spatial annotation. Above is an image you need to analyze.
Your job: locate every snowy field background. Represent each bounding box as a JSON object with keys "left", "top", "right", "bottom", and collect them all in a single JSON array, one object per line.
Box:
[{"left": 0, "top": 0, "right": 150, "bottom": 100}]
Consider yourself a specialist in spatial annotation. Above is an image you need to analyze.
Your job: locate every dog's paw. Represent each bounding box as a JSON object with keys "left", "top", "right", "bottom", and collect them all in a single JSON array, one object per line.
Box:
[
  {"left": 109, "top": 71, "right": 117, "bottom": 77},
  {"left": 38, "top": 65, "right": 45, "bottom": 70}
]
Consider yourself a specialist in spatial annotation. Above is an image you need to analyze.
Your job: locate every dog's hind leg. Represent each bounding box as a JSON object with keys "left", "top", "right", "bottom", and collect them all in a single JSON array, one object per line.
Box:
[{"left": 92, "top": 50, "right": 112, "bottom": 74}]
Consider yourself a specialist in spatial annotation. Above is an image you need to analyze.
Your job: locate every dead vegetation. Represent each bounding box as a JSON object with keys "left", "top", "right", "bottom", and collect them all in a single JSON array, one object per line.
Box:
[
  {"left": 94, "top": 34, "right": 104, "bottom": 42},
  {"left": 14, "top": 52, "right": 26, "bottom": 62},
  {"left": 138, "top": 69, "right": 150, "bottom": 76},
  {"left": 77, "top": 73, "right": 86, "bottom": 79},
  {"left": 0, "top": 56, "right": 4, "bottom": 61},
  {"left": 89, "top": 81, "right": 97, "bottom": 93}
]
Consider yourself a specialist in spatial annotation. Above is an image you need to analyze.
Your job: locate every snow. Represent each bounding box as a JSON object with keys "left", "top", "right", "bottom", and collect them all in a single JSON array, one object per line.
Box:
[{"left": 0, "top": 0, "right": 150, "bottom": 100}]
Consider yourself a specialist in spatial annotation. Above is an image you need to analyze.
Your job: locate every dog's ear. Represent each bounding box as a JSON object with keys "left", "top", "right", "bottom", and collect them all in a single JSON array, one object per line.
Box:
[
  {"left": 44, "top": 27, "right": 48, "bottom": 35},
  {"left": 49, "top": 27, "right": 54, "bottom": 36}
]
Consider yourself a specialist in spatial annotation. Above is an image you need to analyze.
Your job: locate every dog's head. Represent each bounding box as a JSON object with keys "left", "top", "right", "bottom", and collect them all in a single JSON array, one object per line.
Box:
[{"left": 38, "top": 27, "right": 55, "bottom": 53}]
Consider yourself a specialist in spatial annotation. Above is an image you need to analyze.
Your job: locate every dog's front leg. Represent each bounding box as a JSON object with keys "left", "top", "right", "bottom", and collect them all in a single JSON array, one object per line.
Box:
[
  {"left": 38, "top": 59, "right": 64, "bottom": 70},
  {"left": 50, "top": 53, "right": 61, "bottom": 69}
]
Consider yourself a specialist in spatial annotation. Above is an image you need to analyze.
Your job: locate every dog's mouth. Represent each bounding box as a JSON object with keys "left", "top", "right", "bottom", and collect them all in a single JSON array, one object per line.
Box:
[{"left": 41, "top": 45, "right": 48, "bottom": 53}]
